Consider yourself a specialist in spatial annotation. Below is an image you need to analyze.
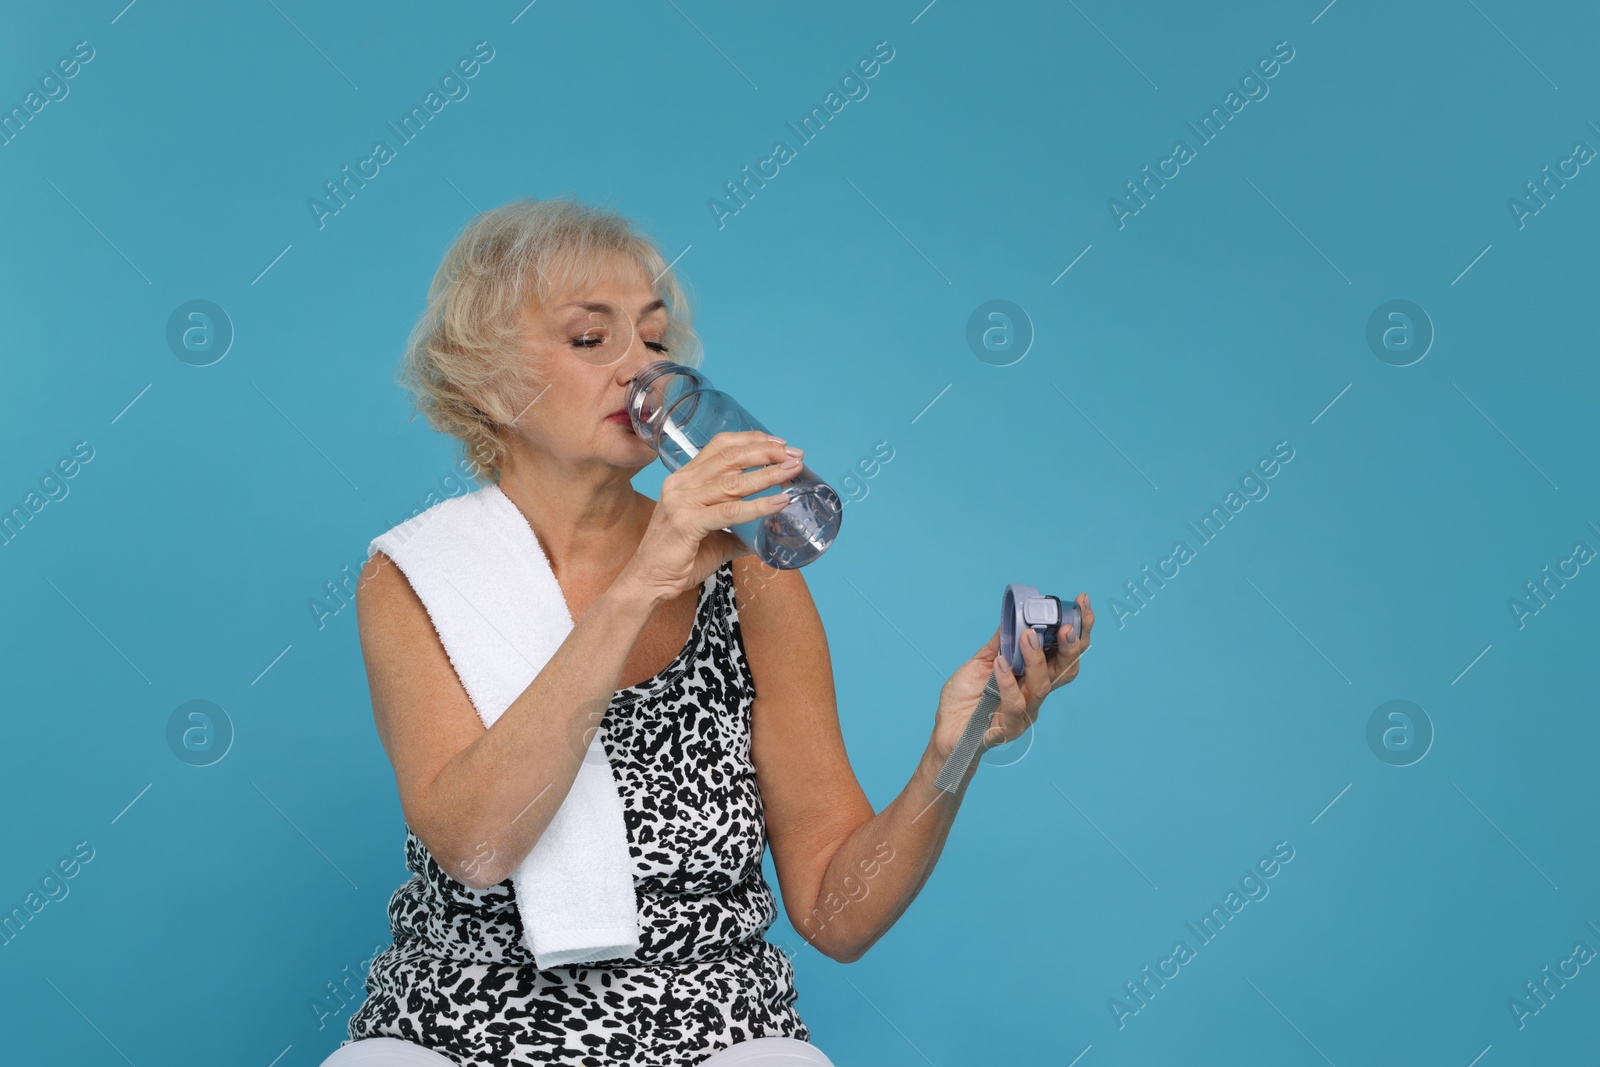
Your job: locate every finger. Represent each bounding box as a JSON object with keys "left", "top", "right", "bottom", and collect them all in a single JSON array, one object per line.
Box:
[
  {"left": 993, "top": 651, "right": 1021, "bottom": 708},
  {"left": 710, "top": 438, "right": 801, "bottom": 501},
  {"left": 709, "top": 451, "right": 802, "bottom": 509},
  {"left": 1060, "top": 597, "right": 1093, "bottom": 654},
  {"left": 983, "top": 653, "right": 1015, "bottom": 746},
  {"left": 674, "top": 433, "right": 794, "bottom": 504},
  {"left": 995, "top": 654, "right": 1038, "bottom": 742},
  {"left": 976, "top": 624, "right": 1001, "bottom": 659},
  {"left": 683, "top": 478, "right": 800, "bottom": 543},
  {"left": 1048, "top": 599, "right": 1093, "bottom": 688},
  {"left": 1017, "top": 625, "right": 1050, "bottom": 703},
  {"left": 1047, "top": 622, "right": 1078, "bottom": 689},
  {"left": 683, "top": 430, "right": 787, "bottom": 487},
  {"left": 740, "top": 487, "right": 799, "bottom": 526}
]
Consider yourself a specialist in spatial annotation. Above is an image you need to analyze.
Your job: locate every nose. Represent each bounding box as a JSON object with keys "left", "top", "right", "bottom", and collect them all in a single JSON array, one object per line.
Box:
[
  {"left": 614, "top": 336, "right": 657, "bottom": 387},
  {"left": 615, "top": 357, "right": 642, "bottom": 390}
]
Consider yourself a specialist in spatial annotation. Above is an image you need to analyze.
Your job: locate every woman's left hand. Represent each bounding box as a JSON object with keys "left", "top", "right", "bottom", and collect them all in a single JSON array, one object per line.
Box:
[{"left": 930, "top": 593, "right": 1094, "bottom": 765}]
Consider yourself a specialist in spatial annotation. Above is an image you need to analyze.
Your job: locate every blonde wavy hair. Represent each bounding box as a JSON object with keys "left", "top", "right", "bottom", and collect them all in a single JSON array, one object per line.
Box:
[{"left": 398, "top": 195, "right": 704, "bottom": 483}]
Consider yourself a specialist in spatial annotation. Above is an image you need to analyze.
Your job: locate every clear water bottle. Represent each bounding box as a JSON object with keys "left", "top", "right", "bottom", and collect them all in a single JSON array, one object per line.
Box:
[{"left": 626, "top": 360, "right": 843, "bottom": 570}]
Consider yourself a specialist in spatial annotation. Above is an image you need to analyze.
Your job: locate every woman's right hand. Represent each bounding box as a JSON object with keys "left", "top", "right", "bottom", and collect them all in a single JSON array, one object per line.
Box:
[{"left": 618, "top": 430, "right": 803, "bottom": 605}]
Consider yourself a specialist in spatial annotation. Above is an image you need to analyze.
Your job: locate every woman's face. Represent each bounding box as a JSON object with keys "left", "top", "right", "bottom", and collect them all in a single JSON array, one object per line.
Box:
[{"left": 510, "top": 255, "right": 671, "bottom": 473}]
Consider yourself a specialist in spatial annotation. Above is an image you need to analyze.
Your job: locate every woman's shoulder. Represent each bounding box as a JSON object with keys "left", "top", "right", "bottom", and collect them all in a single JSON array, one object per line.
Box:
[
  {"left": 728, "top": 553, "right": 790, "bottom": 603},
  {"left": 728, "top": 556, "right": 820, "bottom": 637}
]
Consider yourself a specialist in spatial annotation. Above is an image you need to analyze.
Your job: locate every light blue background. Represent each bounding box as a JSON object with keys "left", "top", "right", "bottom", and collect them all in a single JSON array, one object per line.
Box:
[{"left": 2, "top": 1, "right": 1597, "bottom": 1064}]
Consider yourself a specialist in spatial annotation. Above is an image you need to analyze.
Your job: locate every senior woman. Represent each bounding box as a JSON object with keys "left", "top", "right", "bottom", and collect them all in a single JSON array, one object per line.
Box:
[{"left": 324, "top": 197, "right": 1093, "bottom": 1066}]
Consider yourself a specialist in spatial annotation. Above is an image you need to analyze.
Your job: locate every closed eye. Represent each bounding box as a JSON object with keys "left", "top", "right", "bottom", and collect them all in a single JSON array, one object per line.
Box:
[{"left": 569, "top": 337, "right": 671, "bottom": 353}]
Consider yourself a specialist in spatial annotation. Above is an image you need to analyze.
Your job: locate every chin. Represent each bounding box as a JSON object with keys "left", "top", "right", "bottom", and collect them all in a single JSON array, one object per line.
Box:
[{"left": 606, "top": 433, "right": 654, "bottom": 463}]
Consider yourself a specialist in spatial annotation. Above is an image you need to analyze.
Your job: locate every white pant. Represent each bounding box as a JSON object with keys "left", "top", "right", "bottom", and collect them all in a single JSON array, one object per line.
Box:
[{"left": 319, "top": 1035, "right": 836, "bottom": 1066}]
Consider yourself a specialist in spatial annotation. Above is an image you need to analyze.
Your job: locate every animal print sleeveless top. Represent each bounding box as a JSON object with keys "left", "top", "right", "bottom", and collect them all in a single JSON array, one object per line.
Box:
[{"left": 345, "top": 561, "right": 812, "bottom": 1065}]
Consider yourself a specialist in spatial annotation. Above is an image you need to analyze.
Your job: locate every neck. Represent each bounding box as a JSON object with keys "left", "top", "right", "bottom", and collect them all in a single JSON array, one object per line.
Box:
[{"left": 495, "top": 446, "right": 651, "bottom": 587}]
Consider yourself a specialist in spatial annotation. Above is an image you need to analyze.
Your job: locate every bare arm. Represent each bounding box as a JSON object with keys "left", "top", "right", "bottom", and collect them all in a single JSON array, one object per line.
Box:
[
  {"left": 741, "top": 560, "right": 1091, "bottom": 964},
  {"left": 799, "top": 744, "right": 978, "bottom": 963},
  {"left": 356, "top": 550, "right": 663, "bottom": 889},
  {"left": 738, "top": 560, "right": 975, "bottom": 963}
]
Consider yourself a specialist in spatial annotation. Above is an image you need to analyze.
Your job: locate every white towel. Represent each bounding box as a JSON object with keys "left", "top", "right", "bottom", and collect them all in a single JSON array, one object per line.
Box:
[{"left": 368, "top": 482, "right": 640, "bottom": 969}]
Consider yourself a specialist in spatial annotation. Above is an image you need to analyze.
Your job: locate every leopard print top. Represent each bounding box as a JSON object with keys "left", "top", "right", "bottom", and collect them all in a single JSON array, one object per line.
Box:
[{"left": 345, "top": 561, "right": 811, "bottom": 1065}]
